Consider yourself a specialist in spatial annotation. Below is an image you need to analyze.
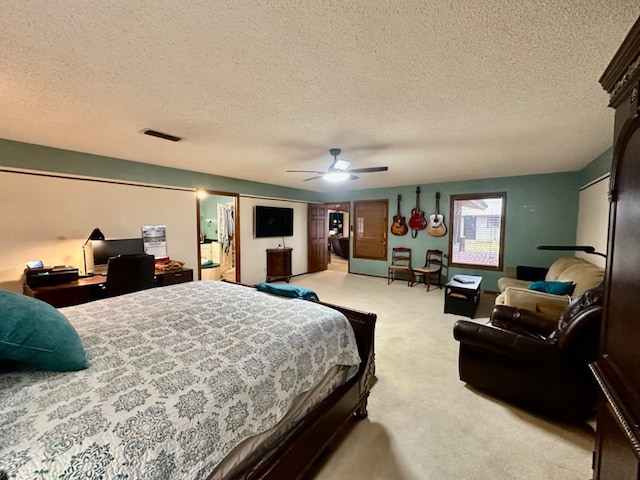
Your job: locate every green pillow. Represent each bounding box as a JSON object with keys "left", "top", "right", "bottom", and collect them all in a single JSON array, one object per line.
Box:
[
  {"left": 254, "top": 282, "right": 319, "bottom": 301},
  {"left": 528, "top": 280, "right": 575, "bottom": 296},
  {"left": 0, "top": 290, "right": 87, "bottom": 371}
]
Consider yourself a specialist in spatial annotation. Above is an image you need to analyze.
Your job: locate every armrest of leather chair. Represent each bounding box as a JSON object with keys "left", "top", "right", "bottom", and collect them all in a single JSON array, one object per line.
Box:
[
  {"left": 553, "top": 304, "right": 603, "bottom": 361},
  {"left": 490, "top": 305, "right": 559, "bottom": 338},
  {"left": 501, "top": 287, "right": 571, "bottom": 312},
  {"left": 453, "top": 320, "right": 560, "bottom": 367}
]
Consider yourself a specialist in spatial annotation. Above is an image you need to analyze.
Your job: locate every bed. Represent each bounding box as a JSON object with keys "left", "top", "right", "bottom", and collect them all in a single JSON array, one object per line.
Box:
[{"left": 0, "top": 280, "right": 376, "bottom": 479}]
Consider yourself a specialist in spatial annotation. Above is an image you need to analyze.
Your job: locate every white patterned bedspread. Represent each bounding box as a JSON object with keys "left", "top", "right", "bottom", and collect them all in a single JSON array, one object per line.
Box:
[{"left": 0, "top": 281, "right": 361, "bottom": 479}]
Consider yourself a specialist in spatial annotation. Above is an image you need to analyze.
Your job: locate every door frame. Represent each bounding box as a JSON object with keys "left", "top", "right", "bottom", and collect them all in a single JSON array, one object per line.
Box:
[
  {"left": 326, "top": 201, "right": 351, "bottom": 273},
  {"left": 196, "top": 189, "right": 240, "bottom": 282}
]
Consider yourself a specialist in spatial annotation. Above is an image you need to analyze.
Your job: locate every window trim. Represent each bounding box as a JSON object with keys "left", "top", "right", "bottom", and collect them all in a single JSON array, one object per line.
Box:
[{"left": 448, "top": 192, "right": 506, "bottom": 271}]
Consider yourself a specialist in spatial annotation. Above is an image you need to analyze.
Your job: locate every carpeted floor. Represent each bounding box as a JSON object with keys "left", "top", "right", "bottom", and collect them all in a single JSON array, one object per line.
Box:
[
  {"left": 288, "top": 270, "right": 595, "bottom": 480},
  {"left": 328, "top": 253, "right": 348, "bottom": 273}
]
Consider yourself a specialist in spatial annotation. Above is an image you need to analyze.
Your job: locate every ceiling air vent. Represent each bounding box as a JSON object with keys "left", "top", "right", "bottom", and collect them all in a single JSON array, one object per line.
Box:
[{"left": 142, "top": 129, "right": 182, "bottom": 142}]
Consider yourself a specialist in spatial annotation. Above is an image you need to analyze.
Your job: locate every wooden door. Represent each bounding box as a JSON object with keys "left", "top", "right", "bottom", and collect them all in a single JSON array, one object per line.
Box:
[{"left": 307, "top": 204, "right": 328, "bottom": 273}]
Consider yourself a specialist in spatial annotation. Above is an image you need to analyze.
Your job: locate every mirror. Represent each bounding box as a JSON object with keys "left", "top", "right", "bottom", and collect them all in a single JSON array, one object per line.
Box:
[{"left": 197, "top": 190, "right": 239, "bottom": 282}]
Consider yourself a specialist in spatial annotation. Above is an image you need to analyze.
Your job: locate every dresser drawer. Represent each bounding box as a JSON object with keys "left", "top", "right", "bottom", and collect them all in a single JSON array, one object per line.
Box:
[{"left": 155, "top": 268, "right": 194, "bottom": 286}]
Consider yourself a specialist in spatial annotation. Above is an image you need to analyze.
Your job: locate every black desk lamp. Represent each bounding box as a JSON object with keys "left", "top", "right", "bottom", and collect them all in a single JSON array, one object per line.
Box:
[
  {"left": 83, "top": 228, "right": 105, "bottom": 276},
  {"left": 537, "top": 245, "right": 607, "bottom": 258}
]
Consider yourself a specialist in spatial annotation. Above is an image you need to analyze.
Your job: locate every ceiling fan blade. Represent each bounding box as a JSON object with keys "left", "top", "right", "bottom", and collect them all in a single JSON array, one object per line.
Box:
[
  {"left": 349, "top": 175, "right": 359, "bottom": 181},
  {"left": 303, "top": 175, "right": 323, "bottom": 181},
  {"left": 348, "top": 166, "right": 388, "bottom": 174},
  {"left": 287, "top": 170, "right": 325, "bottom": 174}
]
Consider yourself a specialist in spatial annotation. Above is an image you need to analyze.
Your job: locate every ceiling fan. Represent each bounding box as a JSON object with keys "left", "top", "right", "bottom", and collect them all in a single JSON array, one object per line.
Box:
[{"left": 286, "top": 148, "right": 388, "bottom": 182}]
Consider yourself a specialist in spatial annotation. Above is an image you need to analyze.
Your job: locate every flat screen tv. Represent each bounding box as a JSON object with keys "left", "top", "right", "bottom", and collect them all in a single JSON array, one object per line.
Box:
[{"left": 254, "top": 206, "right": 294, "bottom": 238}]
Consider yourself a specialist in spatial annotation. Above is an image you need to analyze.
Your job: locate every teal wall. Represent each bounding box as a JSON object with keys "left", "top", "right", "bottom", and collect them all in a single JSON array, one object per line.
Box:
[
  {"left": 579, "top": 147, "right": 613, "bottom": 187},
  {"left": 320, "top": 173, "right": 582, "bottom": 291},
  {"left": 0, "top": 138, "right": 323, "bottom": 202}
]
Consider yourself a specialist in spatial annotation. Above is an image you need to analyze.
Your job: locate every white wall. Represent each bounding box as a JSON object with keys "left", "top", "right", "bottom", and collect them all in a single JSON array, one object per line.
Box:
[
  {"left": 0, "top": 169, "right": 198, "bottom": 292},
  {"left": 576, "top": 175, "right": 609, "bottom": 269},
  {"left": 239, "top": 196, "right": 309, "bottom": 285}
]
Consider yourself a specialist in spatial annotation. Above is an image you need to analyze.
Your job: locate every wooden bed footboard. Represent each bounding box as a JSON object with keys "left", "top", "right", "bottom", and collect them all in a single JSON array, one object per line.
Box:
[{"left": 249, "top": 302, "right": 377, "bottom": 480}]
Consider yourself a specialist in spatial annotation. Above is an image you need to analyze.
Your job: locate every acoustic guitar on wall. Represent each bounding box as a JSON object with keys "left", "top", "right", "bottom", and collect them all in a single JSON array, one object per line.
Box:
[
  {"left": 391, "top": 194, "right": 408, "bottom": 236},
  {"left": 427, "top": 192, "right": 447, "bottom": 237},
  {"left": 408, "top": 186, "right": 427, "bottom": 238}
]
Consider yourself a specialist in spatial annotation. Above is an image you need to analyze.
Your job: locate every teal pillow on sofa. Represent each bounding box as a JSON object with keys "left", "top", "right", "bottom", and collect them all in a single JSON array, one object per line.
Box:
[
  {"left": 528, "top": 280, "right": 576, "bottom": 296},
  {"left": 0, "top": 290, "right": 87, "bottom": 371}
]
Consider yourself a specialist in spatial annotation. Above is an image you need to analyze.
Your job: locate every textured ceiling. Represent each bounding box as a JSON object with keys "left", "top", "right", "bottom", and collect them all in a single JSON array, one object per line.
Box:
[{"left": 1, "top": 1, "right": 639, "bottom": 192}]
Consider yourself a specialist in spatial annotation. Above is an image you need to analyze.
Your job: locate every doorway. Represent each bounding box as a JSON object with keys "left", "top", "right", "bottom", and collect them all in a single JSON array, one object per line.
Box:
[
  {"left": 197, "top": 190, "right": 239, "bottom": 282},
  {"left": 326, "top": 202, "right": 350, "bottom": 273}
]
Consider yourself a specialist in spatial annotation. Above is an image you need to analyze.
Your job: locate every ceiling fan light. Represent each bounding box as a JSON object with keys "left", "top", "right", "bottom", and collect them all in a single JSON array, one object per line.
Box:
[
  {"left": 334, "top": 159, "right": 351, "bottom": 170},
  {"left": 323, "top": 171, "right": 350, "bottom": 182}
]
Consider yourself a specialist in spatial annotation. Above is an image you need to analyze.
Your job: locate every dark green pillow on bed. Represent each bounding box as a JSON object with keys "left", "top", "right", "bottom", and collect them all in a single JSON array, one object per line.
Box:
[
  {"left": 254, "top": 282, "right": 319, "bottom": 301},
  {"left": 0, "top": 290, "right": 87, "bottom": 371}
]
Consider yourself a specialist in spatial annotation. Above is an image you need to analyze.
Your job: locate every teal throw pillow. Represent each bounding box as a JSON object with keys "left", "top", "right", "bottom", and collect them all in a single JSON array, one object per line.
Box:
[
  {"left": 528, "top": 280, "right": 575, "bottom": 296},
  {"left": 0, "top": 290, "right": 88, "bottom": 371},
  {"left": 255, "top": 282, "right": 319, "bottom": 301}
]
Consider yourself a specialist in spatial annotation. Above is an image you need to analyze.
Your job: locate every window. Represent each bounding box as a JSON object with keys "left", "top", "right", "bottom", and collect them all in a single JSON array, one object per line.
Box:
[
  {"left": 353, "top": 199, "right": 388, "bottom": 260},
  {"left": 449, "top": 192, "right": 506, "bottom": 270}
]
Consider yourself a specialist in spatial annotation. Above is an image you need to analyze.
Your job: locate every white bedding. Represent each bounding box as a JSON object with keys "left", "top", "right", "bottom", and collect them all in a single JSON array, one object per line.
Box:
[{"left": 0, "top": 281, "right": 361, "bottom": 479}]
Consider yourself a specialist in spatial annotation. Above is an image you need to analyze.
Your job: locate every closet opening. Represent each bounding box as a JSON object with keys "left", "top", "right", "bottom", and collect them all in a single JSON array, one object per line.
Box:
[{"left": 196, "top": 190, "right": 240, "bottom": 283}]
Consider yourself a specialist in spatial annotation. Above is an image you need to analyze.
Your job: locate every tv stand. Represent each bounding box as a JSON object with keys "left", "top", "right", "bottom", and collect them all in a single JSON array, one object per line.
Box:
[{"left": 266, "top": 248, "right": 292, "bottom": 283}]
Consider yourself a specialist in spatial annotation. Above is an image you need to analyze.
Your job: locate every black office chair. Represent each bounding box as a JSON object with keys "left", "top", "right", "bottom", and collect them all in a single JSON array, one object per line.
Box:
[{"left": 104, "top": 254, "right": 156, "bottom": 297}]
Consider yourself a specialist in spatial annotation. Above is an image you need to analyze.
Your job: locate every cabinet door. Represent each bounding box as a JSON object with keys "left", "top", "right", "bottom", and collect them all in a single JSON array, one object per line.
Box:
[
  {"left": 266, "top": 249, "right": 292, "bottom": 281},
  {"left": 593, "top": 121, "right": 640, "bottom": 479}
]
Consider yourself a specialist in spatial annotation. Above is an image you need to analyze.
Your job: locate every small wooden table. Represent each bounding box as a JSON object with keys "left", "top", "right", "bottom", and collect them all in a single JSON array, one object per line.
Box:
[
  {"left": 266, "top": 248, "right": 292, "bottom": 283},
  {"left": 444, "top": 275, "right": 483, "bottom": 318}
]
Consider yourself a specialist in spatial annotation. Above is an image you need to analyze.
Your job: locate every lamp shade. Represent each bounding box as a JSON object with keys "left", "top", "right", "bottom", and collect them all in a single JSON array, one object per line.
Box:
[
  {"left": 537, "top": 245, "right": 606, "bottom": 258},
  {"left": 82, "top": 228, "right": 105, "bottom": 277},
  {"left": 84, "top": 228, "right": 105, "bottom": 245}
]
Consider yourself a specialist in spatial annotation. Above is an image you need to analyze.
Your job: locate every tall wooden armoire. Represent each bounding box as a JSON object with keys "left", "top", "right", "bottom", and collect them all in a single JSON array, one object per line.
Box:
[{"left": 591, "top": 15, "right": 640, "bottom": 479}]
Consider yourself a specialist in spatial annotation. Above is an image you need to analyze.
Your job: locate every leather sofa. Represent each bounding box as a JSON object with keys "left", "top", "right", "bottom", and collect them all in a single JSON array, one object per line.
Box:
[
  {"left": 495, "top": 256, "right": 604, "bottom": 312},
  {"left": 330, "top": 235, "right": 349, "bottom": 259},
  {"left": 453, "top": 283, "right": 604, "bottom": 421}
]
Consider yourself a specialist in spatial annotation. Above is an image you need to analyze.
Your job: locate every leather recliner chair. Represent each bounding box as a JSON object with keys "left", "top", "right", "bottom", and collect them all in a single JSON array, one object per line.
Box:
[{"left": 453, "top": 283, "right": 604, "bottom": 422}]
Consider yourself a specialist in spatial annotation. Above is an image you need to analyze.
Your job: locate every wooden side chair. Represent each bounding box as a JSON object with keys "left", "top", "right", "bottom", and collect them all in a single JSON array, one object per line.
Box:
[
  {"left": 388, "top": 247, "right": 413, "bottom": 286},
  {"left": 413, "top": 249, "right": 444, "bottom": 292}
]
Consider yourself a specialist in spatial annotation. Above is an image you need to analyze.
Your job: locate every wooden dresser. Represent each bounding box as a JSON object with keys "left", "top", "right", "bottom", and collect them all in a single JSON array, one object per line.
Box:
[
  {"left": 266, "top": 248, "right": 292, "bottom": 283},
  {"left": 591, "top": 15, "right": 640, "bottom": 479}
]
